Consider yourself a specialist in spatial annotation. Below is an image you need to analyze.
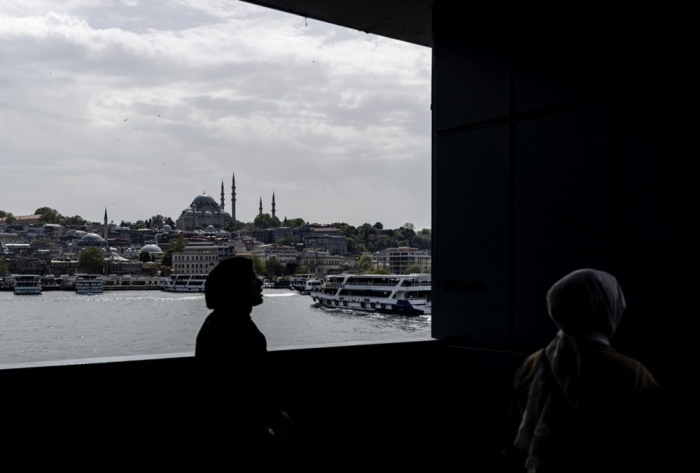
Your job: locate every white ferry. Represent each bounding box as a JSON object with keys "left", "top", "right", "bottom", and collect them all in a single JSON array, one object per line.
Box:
[
  {"left": 13, "top": 274, "right": 43, "bottom": 295},
  {"left": 290, "top": 275, "right": 323, "bottom": 295},
  {"left": 160, "top": 274, "right": 207, "bottom": 292},
  {"left": 309, "top": 273, "right": 432, "bottom": 316},
  {"left": 75, "top": 274, "right": 105, "bottom": 295}
]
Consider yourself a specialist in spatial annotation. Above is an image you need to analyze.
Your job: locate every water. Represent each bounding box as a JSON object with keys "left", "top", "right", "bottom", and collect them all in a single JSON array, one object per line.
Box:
[{"left": 0, "top": 288, "right": 432, "bottom": 366}]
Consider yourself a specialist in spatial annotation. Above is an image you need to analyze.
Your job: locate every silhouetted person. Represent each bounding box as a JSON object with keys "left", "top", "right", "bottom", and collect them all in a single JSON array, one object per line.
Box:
[
  {"left": 506, "top": 268, "right": 674, "bottom": 472},
  {"left": 194, "top": 256, "right": 291, "bottom": 462}
]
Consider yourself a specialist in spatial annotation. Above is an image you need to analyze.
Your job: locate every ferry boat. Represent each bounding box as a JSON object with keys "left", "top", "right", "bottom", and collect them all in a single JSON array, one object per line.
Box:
[
  {"left": 290, "top": 275, "right": 323, "bottom": 295},
  {"left": 309, "top": 273, "right": 432, "bottom": 316},
  {"left": 13, "top": 274, "right": 43, "bottom": 295},
  {"left": 103, "top": 275, "right": 165, "bottom": 290},
  {"left": 160, "top": 274, "right": 207, "bottom": 292},
  {"left": 75, "top": 274, "right": 105, "bottom": 295}
]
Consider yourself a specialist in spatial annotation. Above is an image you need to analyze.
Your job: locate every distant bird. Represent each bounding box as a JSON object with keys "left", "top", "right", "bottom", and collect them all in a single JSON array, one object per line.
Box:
[{"left": 123, "top": 118, "right": 128, "bottom": 122}]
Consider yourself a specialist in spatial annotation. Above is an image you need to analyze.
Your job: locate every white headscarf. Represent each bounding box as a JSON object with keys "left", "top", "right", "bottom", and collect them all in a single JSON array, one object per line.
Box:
[{"left": 514, "top": 268, "right": 627, "bottom": 469}]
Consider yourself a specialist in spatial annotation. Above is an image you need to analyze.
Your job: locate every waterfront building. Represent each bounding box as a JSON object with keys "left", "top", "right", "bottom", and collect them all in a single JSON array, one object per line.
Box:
[
  {"left": 5, "top": 255, "right": 47, "bottom": 274},
  {"left": 104, "top": 254, "right": 141, "bottom": 276},
  {"left": 171, "top": 242, "right": 219, "bottom": 275},
  {"left": 250, "top": 243, "right": 298, "bottom": 265},
  {"left": 304, "top": 234, "right": 348, "bottom": 256},
  {"left": 299, "top": 249, "right": 344, "bottom": 275},
  {"left": 48, "top": 258, "right": 80, "bottom": 276},
  {"left": 374, "top": 247, "right": 431, "bottom": 274}
]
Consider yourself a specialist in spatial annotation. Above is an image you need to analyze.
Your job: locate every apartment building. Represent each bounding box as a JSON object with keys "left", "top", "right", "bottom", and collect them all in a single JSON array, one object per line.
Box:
[
  {"left": 374, "top": 247, "right": 431, "bottom": 274},
  {"left": 171, "top": 242, "right": 219, "bottom": 275}
]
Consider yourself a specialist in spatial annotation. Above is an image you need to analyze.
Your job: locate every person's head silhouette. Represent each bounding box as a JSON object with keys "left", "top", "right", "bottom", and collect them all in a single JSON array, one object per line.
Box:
[
  {"left": 204, "top": 256, "right": 263, "bottom": 310},
  {"left": 546, "top": 268, "right": 626, "bottom": 340}
]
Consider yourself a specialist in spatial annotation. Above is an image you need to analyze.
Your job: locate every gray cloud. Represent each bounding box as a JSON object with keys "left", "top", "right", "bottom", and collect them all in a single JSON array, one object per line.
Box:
[{"left": 0, "top": 1, "right": 431, "bottom": 230}]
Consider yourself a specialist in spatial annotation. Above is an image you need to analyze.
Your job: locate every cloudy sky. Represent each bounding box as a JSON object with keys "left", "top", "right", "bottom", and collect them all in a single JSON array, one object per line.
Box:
[{"left": 0, "top": 1, "right": 431, "bottom": 231}]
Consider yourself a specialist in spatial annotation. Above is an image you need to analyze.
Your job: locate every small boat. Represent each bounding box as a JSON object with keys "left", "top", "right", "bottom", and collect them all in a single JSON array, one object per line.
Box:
[
  {"left": 75, "top": 274, "right": 104, "bottom": 295},
  {"left": 160, "top": 274, "right": 207, "bottom": 292},
  {"left": 304, "top": 278, "right": 323, "bottom": 294},
  {"left": 290, "top": 275, "right": 309, "bottom": 293},
  {"left": 309, "top": 273, "right": 432, "bottom": 316},
  {"left": 290, "top": 275, "right": 323, "bottom": 295},
  {"left": 13, "top": 274, "right": 43, "bottom": 295}
]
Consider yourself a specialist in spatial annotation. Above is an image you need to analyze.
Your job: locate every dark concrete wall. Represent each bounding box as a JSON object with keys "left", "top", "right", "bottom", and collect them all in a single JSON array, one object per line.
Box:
[
  {"left": 431, "top": 2, "right": 699, "bottom": 471},
  {"left": 0, "top": 341, "right": 460, "bottom": 469}
]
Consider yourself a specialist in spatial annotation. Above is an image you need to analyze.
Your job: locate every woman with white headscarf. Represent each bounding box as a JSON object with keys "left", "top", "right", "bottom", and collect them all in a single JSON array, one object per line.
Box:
[{"left": 509, "top": 269, "right": 674, "bottom": 472}]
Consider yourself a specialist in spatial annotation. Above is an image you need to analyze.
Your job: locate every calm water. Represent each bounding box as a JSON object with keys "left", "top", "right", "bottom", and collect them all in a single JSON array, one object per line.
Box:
[{"left": 0, "top": 288, "right": 432, "bottom": 366}]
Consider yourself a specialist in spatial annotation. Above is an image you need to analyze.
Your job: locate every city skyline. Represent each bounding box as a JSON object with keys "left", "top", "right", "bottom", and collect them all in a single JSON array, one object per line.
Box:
[{"left": 0, "top": 2, "right": 431, "bottom": 231}]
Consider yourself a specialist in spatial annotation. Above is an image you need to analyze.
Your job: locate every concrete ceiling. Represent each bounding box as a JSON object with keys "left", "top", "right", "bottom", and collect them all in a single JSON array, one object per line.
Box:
[{"left": 240, "top": 0, "right": 433, "bottom": 48}]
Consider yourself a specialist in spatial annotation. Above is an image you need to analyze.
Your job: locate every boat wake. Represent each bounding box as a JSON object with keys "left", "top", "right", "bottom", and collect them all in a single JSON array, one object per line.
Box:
[{"left": 263, "top": 291, "right": 299, "bottom": 298}]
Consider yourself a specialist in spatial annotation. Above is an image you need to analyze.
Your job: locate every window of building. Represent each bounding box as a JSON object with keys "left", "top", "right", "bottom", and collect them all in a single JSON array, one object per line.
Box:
[{"left": 0, "top": 2, "right": 431, "bottom": 365}]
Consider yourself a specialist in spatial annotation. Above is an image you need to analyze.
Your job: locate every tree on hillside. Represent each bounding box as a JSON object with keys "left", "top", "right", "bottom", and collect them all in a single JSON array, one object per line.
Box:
[
  {"left": 265, "top": 257, "right": 282, "bottom": 277},
  {"left": 35, "top": 207, "right": 63, "bottom": 224},
  {"left": 334, "top": 223, "right": 356, "bottom": 236},
  {"left": 405, "top": 263, "right": 428, "bottom": 274},
  {"left": 252, "top": 254, "right": 265, "bottom": 275},
  {"left": 78, "top": 247, "right": 106, "bottom": 274},
  {"left": 0, "top": 210, "right": 6, "bottom": 218},
  {"left": 357, "top": 254, "right": 374, "bottom": 273},
  {"left": 64, "top": 215, "right": 86, "bottom": 226},
  {"left": 161, "top": 234, "right": 188, "bottom": 267},
  {"left": 254, "top": 213, "right": 281, "bottom": 228},
  {"left": 151, "top": 215, "right": 165, "bottom": 229},
  {"left": 413, "top": 229, "right": 431, "bottom": 250},
  {"left": 4, "top": 213, "right": 16, "bottom": 225}
]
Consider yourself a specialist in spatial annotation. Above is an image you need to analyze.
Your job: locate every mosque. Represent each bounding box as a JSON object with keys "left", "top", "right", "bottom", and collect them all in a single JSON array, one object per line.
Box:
[{"left": 174, "top": 172, "right": 276, "bottom": 231}]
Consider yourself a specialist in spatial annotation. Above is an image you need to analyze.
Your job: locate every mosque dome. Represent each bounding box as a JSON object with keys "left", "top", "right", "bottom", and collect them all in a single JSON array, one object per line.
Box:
[
  {"left": 140, "top": 244, "right": 163, "bottom": 255},
  {"left": 204, "top": 210, "right": 213, "bottom": 217},
  {"left": 78, "top": 233, "right": 106, "bottom": 246},
  {"left": 192, "top": 193, "right": 218, "bottom": 208},
  {"left": 205, "top": 225, "right": 216, "bottom": 233},
  {"left": 162, "top": 224, "right": 173, "bottom": 233}
]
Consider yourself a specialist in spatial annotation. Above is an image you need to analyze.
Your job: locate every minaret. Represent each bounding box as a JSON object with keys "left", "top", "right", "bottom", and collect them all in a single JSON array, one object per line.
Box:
[
  {"left": 271, "top": 191, "right": 276, "bottom": 218},
  {"left": 220, "top": 180, "right": 225, "bottom": 211},
  {"left": 231, "top": 172, "right": 236, "bottom": 223},
  {"left": 103, "top": 207, "right": 108, "bottom": 239},
  {"left": 259, "top": 197, "right": 263, "bottom": 216}
]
